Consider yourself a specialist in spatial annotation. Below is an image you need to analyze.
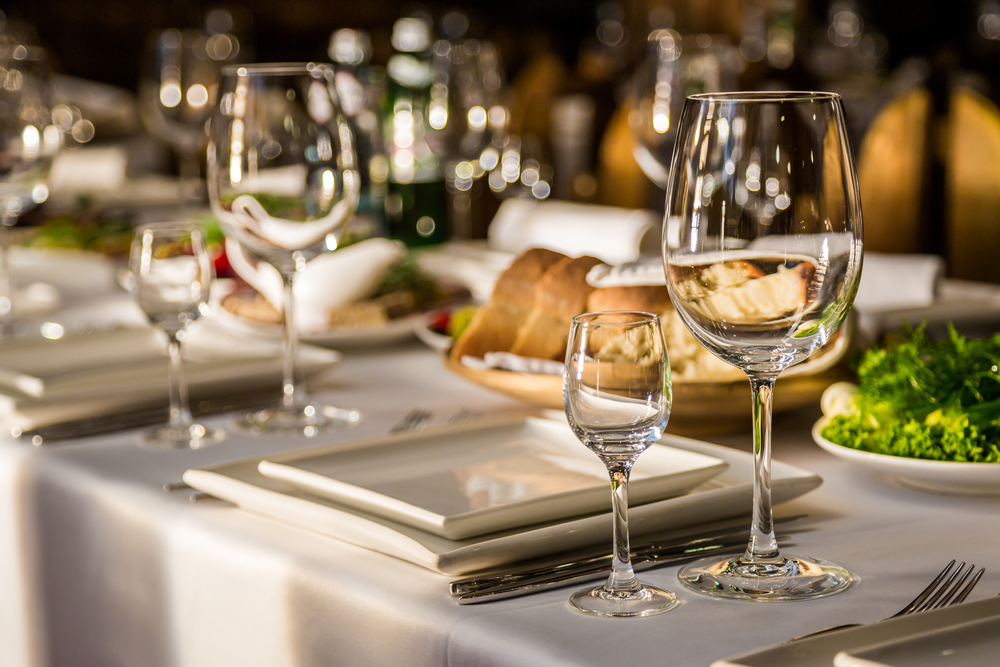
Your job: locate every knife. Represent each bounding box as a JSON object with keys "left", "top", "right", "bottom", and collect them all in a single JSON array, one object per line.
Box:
[
  {"left": 451, "top": 515, "right": 804, "bottom": 602},
  {"left": 455, "top": 535, "right": 793, "bottom": 604}
]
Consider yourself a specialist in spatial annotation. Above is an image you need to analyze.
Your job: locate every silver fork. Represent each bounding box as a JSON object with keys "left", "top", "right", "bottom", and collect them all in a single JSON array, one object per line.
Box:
[
  {"left": 791, "top": 560, "right": 985, "bottom": 641},
  {"left": 389, "top": 409, "right": 431, "bottom": 434}
]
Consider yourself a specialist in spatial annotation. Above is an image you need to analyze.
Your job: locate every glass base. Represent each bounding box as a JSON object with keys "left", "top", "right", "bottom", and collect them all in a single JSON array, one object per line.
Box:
[
  {"left": 569, "top": 583, "right": 680, "bottom": 618},
  {"left": 236, "top": 402, "right": 361, "bottom": 436},
  {"left": 677, "top": 553, "right": 854, "bottom": 601},
  {"left": 141, "top": 423, "right": 226, "bottom": 450}
]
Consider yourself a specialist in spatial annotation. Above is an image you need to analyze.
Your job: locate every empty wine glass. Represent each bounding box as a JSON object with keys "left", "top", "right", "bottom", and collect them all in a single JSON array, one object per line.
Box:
[
  {"left": 0, "top": 44, "right": 59, "bottom": 337},
  {"left": 628, "top": 31, "right": 738, "bottom": 189},
  {"left": 564, "top": 311, "right": 679, "bottom": 617},
  {"left": 207, "top": 63, "right": 361, "bottom": 435},
  {"left": 663, "top": 92, "right": 863, "bottom": 600},
  {"left": 138, "top": 28, "right": 241, "bottom": 198},
  {"left": 130, "top": 223, "right": 224, "bottom": 449}
]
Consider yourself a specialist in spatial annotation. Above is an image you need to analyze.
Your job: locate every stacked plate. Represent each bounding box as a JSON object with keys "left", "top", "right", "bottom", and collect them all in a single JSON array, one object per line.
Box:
[{"left": 183, "top": 416, "right": 824, "bottom": 575}]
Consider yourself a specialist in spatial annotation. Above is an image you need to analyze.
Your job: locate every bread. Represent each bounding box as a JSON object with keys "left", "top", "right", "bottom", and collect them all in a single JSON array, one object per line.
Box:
[
  {"left": 509, "top": 255, "right": 603, "bottom": 360},
  {"left": 586, "top": 285, "right": 672, "bottom": 314},
  {"left": 450, "top": 247, "right": 567, "bottom": 360}
]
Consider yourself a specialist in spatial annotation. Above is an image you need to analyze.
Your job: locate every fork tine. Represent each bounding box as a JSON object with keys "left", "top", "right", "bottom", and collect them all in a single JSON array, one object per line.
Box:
[
  {"left": 951, "top": 567, "right": 985, "bottom": 605},
  {"left": 929, "top": 564, "right": 975, "bottom": 610},
  {"left": 891, "top": 560, "right": 955, "bottom": 617},
  {"left": 916, "top": 562, "right": 967, "bottom": 612}
]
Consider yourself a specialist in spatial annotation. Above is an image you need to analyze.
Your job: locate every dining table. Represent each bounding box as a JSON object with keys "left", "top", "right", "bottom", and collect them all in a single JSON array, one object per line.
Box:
[{"left": 1, "top": 312, "right": 999, "bottom": 667}]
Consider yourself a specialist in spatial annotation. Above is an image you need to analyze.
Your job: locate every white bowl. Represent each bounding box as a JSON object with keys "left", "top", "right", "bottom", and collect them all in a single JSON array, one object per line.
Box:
[{"left": 812, "top": 415, "right": 1000, "bottom": 495}]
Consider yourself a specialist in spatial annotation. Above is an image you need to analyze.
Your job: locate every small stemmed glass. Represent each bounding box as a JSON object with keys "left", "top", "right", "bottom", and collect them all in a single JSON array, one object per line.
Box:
[
  {"left": 129, "top": 223, "right": 224, "bottom": 449},
  {"left": 564, "top": 311, "right": 679, "bottom": 617},
  {"left": 663, "top": 92, "right": 863, "bottom": 600},
  {"left": 207, "top": 63, "right": 361, "bottom": 435}
]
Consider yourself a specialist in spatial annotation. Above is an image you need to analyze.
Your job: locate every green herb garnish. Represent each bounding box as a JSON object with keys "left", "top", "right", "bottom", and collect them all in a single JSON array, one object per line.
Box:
[{"left": 821, "top": 325, "right": 1000, "bottom": 463}]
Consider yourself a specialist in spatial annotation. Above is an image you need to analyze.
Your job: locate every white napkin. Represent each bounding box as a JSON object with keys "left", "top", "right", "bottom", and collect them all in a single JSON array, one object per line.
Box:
[
  {"left": 414, "top": 241, "right": 514, "bottom": 302},
  {"left": 587, "top": 257, "right": 666, "bottom": 287},
  {"left": 461, "top": 352, "right": 564, "bottom": 376},
  {"left": 47, "top": 145, "right": 128, "bottom": 194},
  {"left": 854, "top": 252, "right": 944, "bottom": 312},
  {"left": 487, "top": 199, "right": 661, "bottom": 265},
  {"left": 226, "top": 237, "right": 406, "bottom": 334}
]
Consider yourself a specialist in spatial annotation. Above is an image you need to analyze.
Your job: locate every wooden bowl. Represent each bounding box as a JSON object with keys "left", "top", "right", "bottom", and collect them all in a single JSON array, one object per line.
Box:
[{"left": 444, "top": 320, "right": 854, "bottom": 436}]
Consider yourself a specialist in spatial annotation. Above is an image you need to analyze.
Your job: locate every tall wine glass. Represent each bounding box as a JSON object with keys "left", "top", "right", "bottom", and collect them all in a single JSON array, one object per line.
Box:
[
  {"left": 628, "top": 31, "right": 738, "bottom": 189},
  {"left": 138, "top": 28, "right": 241, "bottom": 198},
  {"left": 564, "top": 311, "right": 679, "bottom": 617},
  {"left": 663, "top": 92, "right": 863, "bottom": 600},
  {"left": 130, "top": 223, "right": 224, "bottom": 449},
  {"left": 207, "top": 63, "right": 361, "bottom": 435},
  {"left": 0, "top": 44, "right": 59, "bottom": 337}
]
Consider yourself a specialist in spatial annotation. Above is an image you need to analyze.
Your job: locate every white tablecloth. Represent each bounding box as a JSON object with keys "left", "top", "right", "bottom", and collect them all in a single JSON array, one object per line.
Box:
[{"left": 2, "top": 341, "right": 1000, "bottom": 667}]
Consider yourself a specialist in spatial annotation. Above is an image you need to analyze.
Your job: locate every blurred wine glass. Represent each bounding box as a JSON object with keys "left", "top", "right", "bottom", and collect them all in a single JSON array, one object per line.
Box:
[
  {"left": 207, "top": 63, "right": 361, "bottom": 435},
  {"left": 139, "top": 28, "right": 241, "bottom": 198},
  {"left": 428, "top": 38, "right": 507, "bottom": 238},
  {"left": 0, "top": 44, "right": 59, "bottom": 337},
  {"left": 130, "top": 222, "right": 224, "bottom": 449},
  {"left": 628, "top": 31, "right": 738, "bottom": 188}
]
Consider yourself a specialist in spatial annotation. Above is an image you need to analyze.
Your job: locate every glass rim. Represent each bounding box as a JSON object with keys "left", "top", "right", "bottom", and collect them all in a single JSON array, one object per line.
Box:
[
  {"left": 220, "top": 62, "right": 333, "bottom": 77},
  {"left": 687, "top": 91, "right": 841, "bottom": 103},
  {"left": 573, "top": 310, "right": 659, "bottom": 326}
]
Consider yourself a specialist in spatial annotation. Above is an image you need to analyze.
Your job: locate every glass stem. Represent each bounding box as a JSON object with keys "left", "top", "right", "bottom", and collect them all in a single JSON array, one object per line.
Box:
[
  {"left": 745, "top": 374, "right": 781, "bottom": 563},
  {"left": 606, "top": 464, "right": 642, "bottom": 593},
  {"left": 177, "top": 147, "right": 203, "bottom": 201},
  {"left": 166, "top": 333, "right": 192, "bottom": 430},
  {"left": 280, "top": 271, "right": 304, "bottom": 410},
  {"left": 0, "top": 214, "right": 12, "bottom": 336}
]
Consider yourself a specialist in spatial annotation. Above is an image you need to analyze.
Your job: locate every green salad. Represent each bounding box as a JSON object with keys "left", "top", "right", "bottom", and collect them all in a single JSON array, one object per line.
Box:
[{"left": 821, "top": 326, "right": 1000, "bottom": 463}]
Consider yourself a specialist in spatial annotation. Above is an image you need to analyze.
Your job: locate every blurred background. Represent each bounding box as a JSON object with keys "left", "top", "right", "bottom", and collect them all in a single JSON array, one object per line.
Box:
[{"left": 3, "top": 0, "right": 1000, "bottom": 282}]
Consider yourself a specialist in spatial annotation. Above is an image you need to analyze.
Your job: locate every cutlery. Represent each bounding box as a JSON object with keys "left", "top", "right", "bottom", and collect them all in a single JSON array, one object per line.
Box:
[
  {"left": 788, "top": 560, "right": 985, "bottom": 641},
  {"left": 448, "top": 408, "right": 478, "bottom": 425},
  {"left": 454, "top": 534, "right": 793, "bottom": 604},
  {"left": 389, "top": 409, "right": 431, "bottom": 434},
  {"left": 17, "top": 391, "right": 277, "bottom": 444},
  {"left": 451, "top": 515, "right": 805, "bottom": 603}
]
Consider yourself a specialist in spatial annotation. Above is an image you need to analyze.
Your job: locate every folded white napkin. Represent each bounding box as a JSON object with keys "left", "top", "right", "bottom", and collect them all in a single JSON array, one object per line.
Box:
[
  {"left": 461, "top": 352, "right": 564, "bottom": 376},
  {"left": 414, "top": 241, "right": 514, "bottom": 302},
  {"left": 587, "top": 257, "right": 666, "bottom": 287},
  {"left": 487, "top": 199, "right": 661, "bottom": 265},
  {"left": 47, "top": 145, "right": 128, "bottom": 194},
  {"left": 226, "top": 237, "right": 406, "bottom": 333},
  {"left": 853, "top": 252, "right": 944, "bottom": 312}
]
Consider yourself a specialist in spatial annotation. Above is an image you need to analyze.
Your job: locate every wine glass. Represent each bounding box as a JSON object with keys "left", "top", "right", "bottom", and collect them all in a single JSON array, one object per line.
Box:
[
  {"left": 129, "top": 223, "right": 224, "bottom": 449},
  {"left": 564, "top": 311, "right": 680, "bottom": 617},
  {"left": 207, "top": 63, "right": 361, "bottom": 435},
  {"left": 138, "top": 28, "right": 241, "bottom": 198},
  {"left": 0, "top": 44, "right": 59, "bottom": 337},
  {"left": 628, "top": 31, "right": 738, "bottom": 189},
  {"left": 663, "top": 92, "right": 863, "bottom": 600}
]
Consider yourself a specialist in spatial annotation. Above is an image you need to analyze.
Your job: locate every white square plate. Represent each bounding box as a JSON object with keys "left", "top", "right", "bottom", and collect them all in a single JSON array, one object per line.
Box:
[
  {"left": 834, "top": 614, "right": 1000, "bottom": 667},
  {"left": 257, "top": 417, "right": 728, "bottom": 540}
]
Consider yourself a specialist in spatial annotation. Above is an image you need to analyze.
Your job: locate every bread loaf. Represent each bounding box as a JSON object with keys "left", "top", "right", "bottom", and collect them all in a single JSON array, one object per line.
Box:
[
  {"left": 450, "top": 247, "right": 567, "bottom": 360},
  {"left": 509, "top": 255, "right": 603, "bottom": 360}
]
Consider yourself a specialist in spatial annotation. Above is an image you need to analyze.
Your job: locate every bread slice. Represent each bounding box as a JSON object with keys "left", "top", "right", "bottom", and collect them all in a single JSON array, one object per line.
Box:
[
  {"left": 509, "top": 255, "right": 603, "bottom": 361},
  {"left": 451, "top": 247, "right": 567, "bottom": 360}
]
